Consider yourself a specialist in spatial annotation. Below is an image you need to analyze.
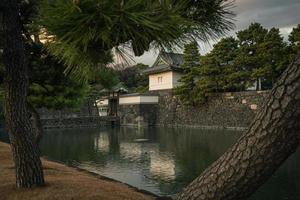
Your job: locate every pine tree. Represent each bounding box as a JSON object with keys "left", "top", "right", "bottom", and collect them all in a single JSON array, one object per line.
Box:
[
  {"left": 235, "top": 23, "right": 268, "bottom": 90},
  {"left": 197, "top": 37, "right": 244, "bottom": 94},
  {"left": 37, "top": 0, "right": 235, "bottom": 80},
  {"left": 118, "top": 63, "right": 149, "bottom": 93},
  {"left": 258, "top": 28, "right": 288, "bottom": 87},
  {"left": 289, "top": 24, "right": 300, "bottom": 60},
  {"left": 175, "top": 41, "right": 200, "bottom": 105}
]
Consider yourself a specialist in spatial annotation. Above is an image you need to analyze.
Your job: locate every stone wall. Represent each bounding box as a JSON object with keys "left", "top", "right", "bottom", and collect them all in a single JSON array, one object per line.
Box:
[
  {"left": 155, "top": 90, "right": 269, "bottom": 129},
  {"left": 37, "top": 100, "right": 106, "bottom": 129},
  {"left": 119, "top": 90, "right": 269, "bottom": 129},
  {"left": 39, "top": 91, "right": 269, "bottom": 129},
  {"left": 118, "top": 104, "right": 158, "bottom": 127},
  {"left": 40, "top": 117, "right": 108, "bottom": 129},
  {"left": 38, "top": 100, "right": 99, "bottom": 120}
]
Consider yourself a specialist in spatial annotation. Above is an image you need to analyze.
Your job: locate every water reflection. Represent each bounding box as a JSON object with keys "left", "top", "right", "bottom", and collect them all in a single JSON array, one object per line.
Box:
[{"left": 1, "top": 126, "right": 299, "bottom": 199}]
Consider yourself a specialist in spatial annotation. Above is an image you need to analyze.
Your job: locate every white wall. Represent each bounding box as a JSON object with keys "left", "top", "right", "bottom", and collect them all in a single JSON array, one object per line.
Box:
[
  {"left": 96, "top": 99, "right": 109, "bottom": 106},
  {"left": 149, "top": 71, "right": 183, "bottom": 91},
  {"left": 97, "top": 95, "right": 159, "bottom": 107},
  {"left": 172, "top": 72, "right": 183, "bottom": 88},
  {"left": 119, "top": 96, "right": 159, "bottom": 105}
]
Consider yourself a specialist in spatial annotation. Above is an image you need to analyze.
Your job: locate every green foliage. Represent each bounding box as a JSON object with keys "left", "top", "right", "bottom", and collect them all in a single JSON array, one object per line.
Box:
[
  {"left": 198, "top": 37, "right": 244, "bottom": 93},
  {"left": 92, "top": 67, "right": 120, "bottom": 91},
  {"left": 289, "top": 24, "right": 300, "bottom": 61},
  {"left": 234, "top": 23, "right": 288, "bottom": 89},
  {"left": 289, "top": 24, "right": 300, "bottom": 47},
  {"left": 176, "top": 23, "right": 296, "bottom": 105},
  {"left": 234, "top": 23, "right": 268, "bottom": 88},
  {"left": 118, "top": 63, "right": 148, "bottom": 93},
  {"left": 28, "top": 43, "right": 90, "bottom": 110},
  {"left": 181, "top": 0, "right": 235, "bottom": 40},
  {"left": 37, "top": 0, "right": 234, "bottom": 80},
  {"left": 175, "top": 41, "right": 200, "bottom": 105},
  {"left": 257, "top": 28, "right": 289, "bottom": 87}
]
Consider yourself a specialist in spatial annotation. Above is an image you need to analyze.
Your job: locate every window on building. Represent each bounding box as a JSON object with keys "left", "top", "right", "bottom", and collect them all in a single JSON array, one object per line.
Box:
[{"left": 158, "top": 76, "right": 163, "bottom": 84}]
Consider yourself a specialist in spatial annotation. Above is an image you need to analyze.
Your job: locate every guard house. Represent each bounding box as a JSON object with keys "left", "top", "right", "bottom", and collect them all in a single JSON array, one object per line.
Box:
[
  {"left": 96, "top": 93, "right": 159, "bottom": 126},
  {"left": 96, "top": 82, "right": 128, "bottom": 117},
  {"left": 143, "top": 51, "right": 184, "bottom": 91},
  {"left": 96, "top": 51, "right": 185, "bottom": 126}
]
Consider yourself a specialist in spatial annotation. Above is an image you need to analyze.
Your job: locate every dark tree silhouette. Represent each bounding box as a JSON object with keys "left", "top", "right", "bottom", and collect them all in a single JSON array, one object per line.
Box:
[{"left": 1, "top": 0, "right": 44, "bottom": 187}]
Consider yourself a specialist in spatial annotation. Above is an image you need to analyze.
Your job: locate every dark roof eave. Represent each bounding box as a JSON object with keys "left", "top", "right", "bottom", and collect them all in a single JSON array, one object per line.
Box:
[{"left": 142, "top": 65, "right": 183, "bottom": 75}]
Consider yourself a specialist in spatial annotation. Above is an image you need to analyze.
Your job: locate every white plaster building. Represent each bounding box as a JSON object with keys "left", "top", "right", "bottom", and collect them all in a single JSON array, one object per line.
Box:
[
  {"left": 143, "top": 52, "right": 184, "bottom": 91},
  {"left": 96, "top": 94, "right": 159, "bottom": 117}
]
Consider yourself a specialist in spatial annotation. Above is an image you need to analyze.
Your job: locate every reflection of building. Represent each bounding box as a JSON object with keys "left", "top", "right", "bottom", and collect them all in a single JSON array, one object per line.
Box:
[
  {"left": 120, "top": 143, "right": 142, "bottom": 159},
  {"left": 118, "top": 141, "right": 178, "bottom": 181},
  {"left": 150, "top": 152, "right": 176, "bottom": 181},
  {"left": 90, "top": 130, "right": 185, "bottom": 193},
  {"left": 94, "top": 133, "right": 109, "bottom": 153},
  {"left": 143, "top": 51, "right": 184, "bottom": 91}
]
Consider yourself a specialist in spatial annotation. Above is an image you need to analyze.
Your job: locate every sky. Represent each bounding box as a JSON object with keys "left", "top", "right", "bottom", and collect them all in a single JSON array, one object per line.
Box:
[{"left": 133, "top": 0, "right": 300, "bottom": 66}]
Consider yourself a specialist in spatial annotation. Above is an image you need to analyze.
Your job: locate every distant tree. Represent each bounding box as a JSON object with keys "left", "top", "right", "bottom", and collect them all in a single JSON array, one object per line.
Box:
[
  {"left": 196, "top": 26, "right": 290, "bottom": 93},
  {"left": 89, "top": 67, "right": 121, "bottom": 115},
  {"left": 288, "top": 24, "right": 300, "bottom": 61},
  {"left": 235, "top": 23, "right": 268, "bottom": 90},
  {"left": 175, "top": 41, "right": 200, "bottom": 105},
  {"left": 197, "top": 37, "right": 244, "bottom": 94},
  {"left": 93, "top": 67, "right": 120, "bottom": 92},
  {"left": 28, "top": 45, "right": 90, "bottom": 111},
  {"left": 118, "top": 63, "right": 148, "bottom": 93},
  {"left": 289, "top": 24, "right": 300, "bottom": 49},
  {"left": 258, "top": 28, "right": 288, "bottom": 88}
]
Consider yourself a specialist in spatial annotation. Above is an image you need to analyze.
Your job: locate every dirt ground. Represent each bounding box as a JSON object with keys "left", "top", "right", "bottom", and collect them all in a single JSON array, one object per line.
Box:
[{"left": 0, "top": 142, "right": 154, "bottom": 200}]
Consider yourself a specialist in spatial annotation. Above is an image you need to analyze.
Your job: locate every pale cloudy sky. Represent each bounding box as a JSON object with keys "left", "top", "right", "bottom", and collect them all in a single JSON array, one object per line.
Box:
[{"left": 133, "top": 0, "right": 300, "bottom": 66}]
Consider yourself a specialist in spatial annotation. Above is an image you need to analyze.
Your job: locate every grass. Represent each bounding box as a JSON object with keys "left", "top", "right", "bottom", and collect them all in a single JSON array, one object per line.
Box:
[{"left": 0, "top": 142, "right": 154, "bottom": 200}]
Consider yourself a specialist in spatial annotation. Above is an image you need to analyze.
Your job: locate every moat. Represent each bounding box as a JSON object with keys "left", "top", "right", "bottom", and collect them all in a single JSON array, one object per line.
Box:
[{"left": 1, "top": 127, "right": 299, "bottom": 199}]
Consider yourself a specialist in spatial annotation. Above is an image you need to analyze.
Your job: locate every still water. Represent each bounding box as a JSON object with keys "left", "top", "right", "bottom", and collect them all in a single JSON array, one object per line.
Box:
[{"left": 1, "top": 127, "right": 299, "bottom": 199}]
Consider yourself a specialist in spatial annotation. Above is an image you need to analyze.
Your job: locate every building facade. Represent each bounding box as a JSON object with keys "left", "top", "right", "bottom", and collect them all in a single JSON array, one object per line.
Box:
[{"left": 143, "top": 51, "right": 184, "bottom": 91}]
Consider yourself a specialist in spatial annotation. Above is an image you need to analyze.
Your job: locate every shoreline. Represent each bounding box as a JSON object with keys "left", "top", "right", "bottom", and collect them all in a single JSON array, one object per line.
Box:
[
  {"left": 41, "top": 155, "right": 165, "bottom": 199},
  {"left": 40, "top": 124, "right": 247, "bottom": 131},
  {"left": 0, "top": 141, "right": 163, "bottom": 200}
]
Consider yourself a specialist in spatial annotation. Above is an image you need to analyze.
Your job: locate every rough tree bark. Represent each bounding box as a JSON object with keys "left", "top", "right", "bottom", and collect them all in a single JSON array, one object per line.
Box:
[
  {"left": 2, "top": 0, "right": 44, "bottom": 188},
  {"left": 177, "top": 54, "right": 300, "bottom": 200},
  {"left": 28, "top": 103, "right": 43, "bottom": 145}
]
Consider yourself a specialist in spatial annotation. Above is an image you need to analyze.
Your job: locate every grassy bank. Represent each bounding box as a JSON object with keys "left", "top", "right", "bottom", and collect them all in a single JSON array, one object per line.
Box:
[{"left": 0, "top": 142, "right": 154, "bottom": 200}]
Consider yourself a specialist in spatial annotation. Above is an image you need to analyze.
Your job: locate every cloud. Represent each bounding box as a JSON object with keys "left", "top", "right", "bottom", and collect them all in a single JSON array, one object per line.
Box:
[
  {"left": 134, "top": 0, "right": 300, "bottom": 64},
  {"left": 234, "top": 0, "right": 300, "bottom": 30}
]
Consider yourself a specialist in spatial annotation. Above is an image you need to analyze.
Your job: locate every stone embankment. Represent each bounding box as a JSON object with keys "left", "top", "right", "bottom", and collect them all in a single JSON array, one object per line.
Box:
[{"left": 119, "top": 90, "right": 269, "bottom": 129}]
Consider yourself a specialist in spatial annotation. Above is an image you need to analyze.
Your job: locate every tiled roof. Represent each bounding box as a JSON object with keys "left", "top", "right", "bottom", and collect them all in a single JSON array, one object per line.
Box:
[
  {"left": 142, "top": 64, "right": 182, "bottom": 75},
  {"left": 159, "top": 52, "right": 184, "bottom": 67},
  {"left": 143, "top": 51, "right": 184, "bottom": 75}
]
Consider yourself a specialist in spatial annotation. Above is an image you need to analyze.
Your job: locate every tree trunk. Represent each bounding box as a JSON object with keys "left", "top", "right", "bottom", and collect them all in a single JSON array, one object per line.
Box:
[
  {"left": 177, "top": 55, "right": 300, "bottom": 200},
  {"left": 2, "top": 0, "right": 44, "bottom": 188},
  {"left": 95, "top": 100, "right": 100, "bottom": 116},
  {"left": 28, "top": 103, "right": 44, "bottom": 145}
]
